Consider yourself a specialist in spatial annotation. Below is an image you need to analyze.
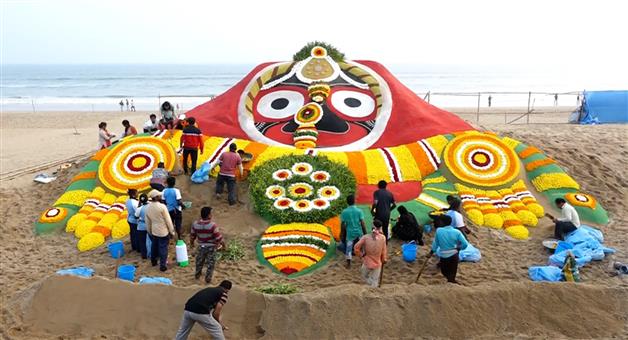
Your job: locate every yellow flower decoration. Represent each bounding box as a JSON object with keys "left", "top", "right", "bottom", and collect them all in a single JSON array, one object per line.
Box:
[
  {"left": 265, "top": 185, "right": 286, "bottom": 200},
  {"left": 75, "top": 219, "right": 97, "bottom": 238},
  {"left": 77, "top": 232, "right": 105, "bottom": 252},
  {"left": 566, "top": 193, "right": 597, "bottom": 209},
  {"left": 292, "top": 199, "right": 313, "bottom": 213},
  {"left": 53, "top": 190, "right": 91, "bottom": 207},
  {"left": 66, "top": 213, "right": 87, "bottom": 232},
  {"left": 317, "top": 186, "right": 340, "bottom": 201},
  {"left": 288, "top": 182, "right": 313, "bottom": 198},
  {"left": 531, "top": 173, "right": 580, "bottom": 192},
  {"left": 111, "top": 219, "right": 130, "bottom": 239},
  {"left": 291, "top": 162, "right": 313, "bottom": 176}
]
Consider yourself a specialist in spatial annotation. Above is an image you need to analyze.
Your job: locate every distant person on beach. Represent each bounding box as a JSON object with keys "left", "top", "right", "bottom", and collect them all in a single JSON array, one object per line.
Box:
[
  {"left": 190, "top": 206, "right": 225, "bottom": 283},
  {"left": 212, "top": 143, "right": 243, "bottom": 206},
  {"left": 340, "top": 194, "right": 367, "bottom": 268},
  {"left": 125, "top": 98, "right": 129, "bottom": 111},
  {"left": 143, "top": 114, "right": 160, "bottom": 133},
  {"left": 163, "top": 176, "right": 184, "bottom": 240},
  {"left": 98, "top": 122, "right": 115, "bottom": 149},
  {"left": 161, "top": 101, "right": 175, "bottom": 130},
  {"left": 130, "top": 99, "right": 136, "bottom": 112},
  {"left": 371, "top": 180, "right": 396, "bottom": 240},
  {"left": 119, "top": 100, "right": 124, "bottom": 112},
  {"left": 135, "top": 193, "right": 150, "bottom": 259},
  {"left": 354, "top": 219, "right": 387, "bottom": 288},
  {"left": 174, "top": 280, "right": 232, "bottom": 340},
  {"left": 126, "top": 189, "right": 140, "bottom": 253},
  {"left": 546, "top": 198, "right": 580, "bottom": 240},
  {"left": 150, "top": 162, "right": 169, "bottom": 191},
  {"left": 430, "top": 214, "right": 468, "bottom": 284},
  {"left": 554, "top": 94, "right": 559, "bottom": 106},
  {"left": 180, "top": 117, "right": 204, "bottom": 175},
  {"left": 145, "top": 189, "right": 176, "bottom": 272},
  {"left": 176, "top": 103, "right": 180, "bottom": 111},
  {"left": 392, "top": 205, "right": 423, "bottom": 244},
  {"left": 121, "top": 120, "right": 138, "bottom": 138},
  {"left": 488, "top": 95, "right": 492, "bottom": 107}
]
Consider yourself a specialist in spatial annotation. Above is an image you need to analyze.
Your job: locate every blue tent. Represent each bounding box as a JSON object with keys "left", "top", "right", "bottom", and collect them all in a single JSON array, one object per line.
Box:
[{"left": 573, "top": 90, "right": 628, "bottom": 124}]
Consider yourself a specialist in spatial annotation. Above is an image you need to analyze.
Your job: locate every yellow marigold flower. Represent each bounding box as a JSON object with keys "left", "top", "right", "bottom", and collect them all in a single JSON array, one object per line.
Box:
[
  {"left": 500, "top": 137, "right": 521, "bottom": 150},
  {"left": 66, "top": 213, "right": 87, "bottom": 232},
  {"left": 483, "top": 213, "right": 503, "bottom": 228},
  {"left": 526, "top": 203, "right": 545, "bottom": 218},
  {"left": 467, "top": 209, "right": 484, "bottom": 226},
  {"left": 75, "top": 220, "right": 97, "bottom": 238},
  {"left": 516, "top": 210, "right": 538, "bottom": 227},
  {"left": 101, "top": 193, "right": 117, "bottom": 205},
  {"left": 77, "top": 232, "right": 105, "bottom": 252},
  {"left": 505, "top": 225, "right": 529, "bottom": 239},
  {"left": 531, "top": 173, "right": 580, "bottom": 192},
  {"left": 111, "top": 219, "right": 130, "bottom": 239},
  {"left": 54, "top": 190, "right": 91, "bottom": 207}
]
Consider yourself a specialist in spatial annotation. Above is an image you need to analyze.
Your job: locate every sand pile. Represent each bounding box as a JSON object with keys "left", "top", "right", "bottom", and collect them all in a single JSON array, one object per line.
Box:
[{"left": 1, "top": 111, "right": 627, "bottom": 339}]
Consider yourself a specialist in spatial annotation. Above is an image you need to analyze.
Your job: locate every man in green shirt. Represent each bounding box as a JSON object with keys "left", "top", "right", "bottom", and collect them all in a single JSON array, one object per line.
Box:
[{"left": 340, "top": 194, "right": 367, "bottom": 269}]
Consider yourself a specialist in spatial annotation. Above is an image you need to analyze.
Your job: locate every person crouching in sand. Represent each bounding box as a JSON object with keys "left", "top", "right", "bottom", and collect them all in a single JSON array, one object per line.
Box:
[
  {"left": 429, "top": 214, "right": 468, "bottom": 284},
  {"left": 175, "top": 280, "right": 232, "bottom": 340},
  {"left": 353, "top": 220, "right": 387, "bottom": 287},
  {"left": 145, "top": 190, "right": 175, "bottom": 272},
  {"left": 190, "top": 207, "right": 225, "bottom": 284}
]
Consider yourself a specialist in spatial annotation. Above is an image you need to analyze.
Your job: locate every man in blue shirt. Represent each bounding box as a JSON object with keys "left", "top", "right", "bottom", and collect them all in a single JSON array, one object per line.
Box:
[
  {"left": 429, "top": 215, "right": 469, "bottom": 283},
  {"left": 163, "top": 176, "right": 183, "bottom": 239},
  {"left": 340, "top": 194, "right": 367, "bottom": 268}
]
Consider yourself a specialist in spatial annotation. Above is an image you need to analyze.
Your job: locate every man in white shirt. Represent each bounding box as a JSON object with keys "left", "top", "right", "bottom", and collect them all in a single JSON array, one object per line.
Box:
[
  {"left": 546, "top": 198, "right": 580, "bottom": 240},
  {"left": 445, "top": 198, "right": 472, "bottom": 237},
  {"left": 143, "top": 114, "right": 160, "bottom": 133}
]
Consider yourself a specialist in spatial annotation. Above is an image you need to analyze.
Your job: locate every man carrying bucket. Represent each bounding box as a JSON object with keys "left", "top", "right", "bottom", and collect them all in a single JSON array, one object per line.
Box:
[{"left": 190, "top": 207, "right": 225, "bottom": 284}]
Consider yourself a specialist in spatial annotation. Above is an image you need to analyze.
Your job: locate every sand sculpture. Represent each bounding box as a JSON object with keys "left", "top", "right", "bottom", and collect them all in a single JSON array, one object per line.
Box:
[{"left": 35, "top": 44, "right": 608, "bottom": 276}]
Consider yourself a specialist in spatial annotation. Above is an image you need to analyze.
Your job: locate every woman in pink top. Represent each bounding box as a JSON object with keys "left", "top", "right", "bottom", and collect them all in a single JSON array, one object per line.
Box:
[
  {"left": 98, "top": 122, "right": 115, "bottom": 149},
  {"left": 354, "top": 219, "right": 388, "bottom": 287}
]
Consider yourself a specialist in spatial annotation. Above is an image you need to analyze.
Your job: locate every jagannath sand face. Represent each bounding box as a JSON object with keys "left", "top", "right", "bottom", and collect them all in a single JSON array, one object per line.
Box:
[{"left": 238, "top": 47, "right": 392, "bottom": 151}]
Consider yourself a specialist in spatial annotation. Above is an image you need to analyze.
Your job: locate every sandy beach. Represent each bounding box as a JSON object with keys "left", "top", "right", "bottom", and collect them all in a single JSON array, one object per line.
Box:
[{"left": 1, "top": 109, "right": 627, "bottom": 339}]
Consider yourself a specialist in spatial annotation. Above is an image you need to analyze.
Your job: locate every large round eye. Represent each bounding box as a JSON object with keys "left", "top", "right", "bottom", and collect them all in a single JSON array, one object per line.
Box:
[
  {"left": 256, "top": 90, "right": 305, "bottom": 120},
  {"left": 329, "top": 90, "right": 376, "bottom": 118}
]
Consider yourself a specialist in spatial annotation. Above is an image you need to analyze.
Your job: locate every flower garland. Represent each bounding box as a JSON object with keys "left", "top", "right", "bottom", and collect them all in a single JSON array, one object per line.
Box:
[
  {"left": 565, "top": 193, "right": 597, "bottom": 209},
  {"left": 38, "top": 207, "right": 68, "bottom": 223},
  {"left": 249, "top": 154, "right": 355, "bottom": 224},
  {"left": 498, "top": 188, "right": 538, "bottom": 227},
  {"left": 257, "top": 223, "right": 334, "bottom": 276},
  {"left": 443, "top": 132, "right": 520, "bottom": 188}
]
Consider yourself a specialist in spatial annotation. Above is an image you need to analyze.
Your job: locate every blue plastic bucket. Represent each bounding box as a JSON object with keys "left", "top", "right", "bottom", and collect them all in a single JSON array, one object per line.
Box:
[
  {"left": 117, "top": 264, "right": 136, "bottom": 282},
  {"left": 402, "top": 242, "right": 417, "bottom": 262},
  {"left": 108, "top": 241, "right": 124, "bottom": 259}
]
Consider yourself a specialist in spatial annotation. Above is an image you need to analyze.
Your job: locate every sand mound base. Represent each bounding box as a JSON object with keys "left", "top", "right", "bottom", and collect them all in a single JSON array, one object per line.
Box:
[{"left": 18, "top": 275, "right": 627, "bottom": 339}]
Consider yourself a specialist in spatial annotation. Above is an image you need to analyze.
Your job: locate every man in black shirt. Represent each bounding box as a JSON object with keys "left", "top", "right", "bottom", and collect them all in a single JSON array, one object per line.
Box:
[
  {"left": 371, "top": 180, "right": 396, "bottom": 240},
  {"left": 175, "top": 280, "right": 232, "bottom": 340}
]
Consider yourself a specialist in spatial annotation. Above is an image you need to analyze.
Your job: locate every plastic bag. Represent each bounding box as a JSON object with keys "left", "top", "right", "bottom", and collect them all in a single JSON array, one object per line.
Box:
[
  {"left": 138, "top": 277, "right": 172, "bottom": 285},
  {"left": 528, "top": 266, "right": 562, "bottom": 282},
  {"left": 549, "top": 249, "right": 591, "bottom": 267},
  {"left": 191, "top": 162, "right": 211, "bottom": 184},
  {"left": 579, "top": 225, "right": 604, "bottom": 243},
  {"left": 458, "top": 244, "right": 482, "bottom": 262},
  {"left": 564, "top": 228, "right": 596, "bottom": 245},
  {"left": 56, "top": 266, "right": 94, "bottom": 278}
]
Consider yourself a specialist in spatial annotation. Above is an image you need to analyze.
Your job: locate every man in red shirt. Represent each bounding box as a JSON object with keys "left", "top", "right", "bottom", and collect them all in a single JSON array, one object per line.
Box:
[
  {"left": 213, "top": 143, "right": 242, "bottom": 205},
  {"left": 180, "top": 117, "right": 204, "bottom": 175}
]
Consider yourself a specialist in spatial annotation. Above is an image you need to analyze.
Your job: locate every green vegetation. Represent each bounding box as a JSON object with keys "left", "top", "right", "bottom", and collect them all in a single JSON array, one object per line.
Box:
[
  {"left": 216, "top": 239, "right": 246, "bottom": 262},
  {"left": 293, "top": 41, "right": 345, "bottom": 62},
  {"left": 256, "top": 282, "right": 299, "bottom": 295}
]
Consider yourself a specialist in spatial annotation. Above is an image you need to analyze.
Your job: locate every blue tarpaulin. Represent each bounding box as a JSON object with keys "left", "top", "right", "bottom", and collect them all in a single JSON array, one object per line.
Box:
[{"left": 575, "top": 90, "right": 628, "bottom": 124}]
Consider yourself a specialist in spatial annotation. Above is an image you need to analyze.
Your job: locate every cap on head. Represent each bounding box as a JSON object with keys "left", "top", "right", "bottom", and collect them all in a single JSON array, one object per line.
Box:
[{"left": 148, "top": 189, "right": 162, "bottom": 199}]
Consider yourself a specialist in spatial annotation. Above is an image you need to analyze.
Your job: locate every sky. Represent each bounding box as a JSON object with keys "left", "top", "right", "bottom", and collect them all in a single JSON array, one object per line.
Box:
[{"left": 2, "top": 0, "right": 628, "bottom": 69}]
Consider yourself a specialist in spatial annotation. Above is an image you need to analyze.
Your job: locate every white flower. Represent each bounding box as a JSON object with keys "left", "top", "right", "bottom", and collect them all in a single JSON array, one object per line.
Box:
[
  {"left": 265, "top": 185, "right": 285, "bottom": 200},
  {"left": 292, "top": 199, "right": 313, "bottom": 212},
  {"left": 273, "top": 198, "right": 293, "bottom": 210},
  {"left": 310, "top": 170, "right": 330, "bottom": 183},
  {"left": 317, "top": 186, "right": 340, "bottom": 201},
  {"left": 291, "top": 162, "right": 313, "bottom": 176},
  {"left": 311, "top": 198, "right": 330, "bottom": 210},
  {"left": 288, "top": 182, "right": 314, "bottom": 198},
  {"left": 272, "top": 169, "right": 293, "bottom": 181}
]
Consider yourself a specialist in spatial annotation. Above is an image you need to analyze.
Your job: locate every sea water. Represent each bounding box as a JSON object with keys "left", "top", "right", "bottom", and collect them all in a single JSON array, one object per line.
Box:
[{"left": 1, "top": 63, "right": 625, "bottom": 111}]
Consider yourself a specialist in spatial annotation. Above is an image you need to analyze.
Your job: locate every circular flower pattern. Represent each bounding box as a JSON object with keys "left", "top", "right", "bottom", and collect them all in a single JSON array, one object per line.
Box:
[
  {"left": 98, "top": 136, "right": 176, "bottom": 193},
  {"left": 265, "top": 185, "right": 285, "bottom": 200},
  {"left": 291, "top": 162, "right": 313, "bottom": 176},
  {"left": 310, "top": 170, "right": 330, "bottom": 183},
  {"left": 566, "top": 193, "right": 597, "bottom": 209},
  {"left": 294, "top": 103, "right": 323, "bottom": 125},
  {"left": 312, "top": 198, "right": 330, "bottom": 210},
  {"left": 317, "top": 186, "right": 340, "bottom": 201},
  {"left": 293, "top": 199, "right": 313, "bottom": 212},
  {"left": 288, "top": 182, "right": 314, "bottom": 198},
  {"left": 39, "top": 207, "right": 68, "bottom": 223},
  {"left": 444, "top": 133, "right": 519, "bottom": 187},
  {"left": 272, "top": 169, "right": 293, "bottom": 181},
  {"left": 274, "top": 197, "right": 294, "bottom": 210}
]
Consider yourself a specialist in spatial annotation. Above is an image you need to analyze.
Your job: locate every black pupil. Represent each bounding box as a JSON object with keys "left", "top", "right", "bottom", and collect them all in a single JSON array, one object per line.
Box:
[
  {"left": 344, "top": 97, "right": 361, "bottom": 108},
  {"left": 271, "top": 98, "right": 290, "bottom": 110}
]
